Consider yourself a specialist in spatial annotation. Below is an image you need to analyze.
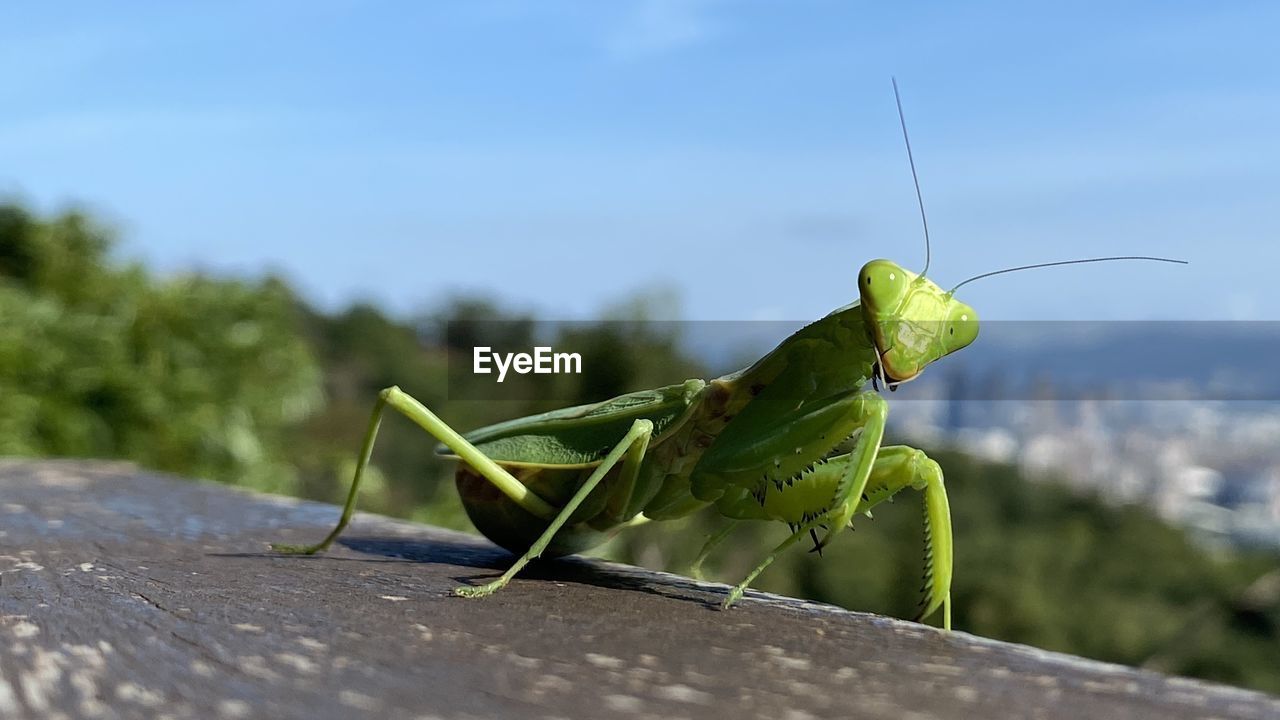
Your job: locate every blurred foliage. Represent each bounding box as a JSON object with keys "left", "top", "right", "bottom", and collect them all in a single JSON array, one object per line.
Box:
[
  {"left": 0, "top": 204, "right": 321, "bottom": 492},
  {"left": 1, "top": 201, "right": 1276, "bottom": 694}
]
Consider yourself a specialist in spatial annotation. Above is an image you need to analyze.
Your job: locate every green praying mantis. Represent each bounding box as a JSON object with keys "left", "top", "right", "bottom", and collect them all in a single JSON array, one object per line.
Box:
[{"left": 272, "top": 82, "right": 1184, "bottom": 630}]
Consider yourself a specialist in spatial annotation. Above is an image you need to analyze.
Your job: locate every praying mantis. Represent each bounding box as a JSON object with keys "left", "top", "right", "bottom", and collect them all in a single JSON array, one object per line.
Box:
[{"left": 272, "top": 82, "right": 1184, "bottom": 630}]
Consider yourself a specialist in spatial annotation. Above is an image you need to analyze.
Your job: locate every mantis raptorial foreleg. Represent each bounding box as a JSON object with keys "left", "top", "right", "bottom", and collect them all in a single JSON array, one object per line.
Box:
[
  {"left": 709, "top": 392, "right": 886, "bottom": 607},
  {"left": 818, "top": 392, "right": 887, "bottom": 549},
  {"left": 842, "top": 444, "right": 954, "bottom": 629},
  {"left": 455, "top": 418, "right": 654, "bottom": 597},
  {"left": 721, "top": 444, "right": 953, "bottom": 628},
  {"left": 273, "top": 386, "right": 559, "bottom": 556}
]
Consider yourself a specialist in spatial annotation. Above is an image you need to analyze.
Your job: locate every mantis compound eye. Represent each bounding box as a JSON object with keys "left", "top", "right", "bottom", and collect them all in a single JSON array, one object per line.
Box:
[
  {"left": 859, "top": 259, "right": 912, "bottom": 312},
  {"left": 942, "top": 302, "right": 979, "bottom": 355}
]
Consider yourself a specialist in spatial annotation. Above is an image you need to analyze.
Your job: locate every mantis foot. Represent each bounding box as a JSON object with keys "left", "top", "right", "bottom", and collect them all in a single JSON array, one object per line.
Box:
[
  {"left": 454, "top": 580, "right": 507, "bottom": 598},
  {"left": 721, "top": 587, "right": 745, "bottom": 609},
  {"left": 270, "top": 542, "right": 324, "bottom": 555}
]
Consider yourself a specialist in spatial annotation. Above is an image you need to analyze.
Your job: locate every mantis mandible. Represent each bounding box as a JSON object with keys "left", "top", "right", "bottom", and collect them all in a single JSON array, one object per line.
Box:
[{"left": 272, "top": 82, "right": 1184, "bottom": 630}]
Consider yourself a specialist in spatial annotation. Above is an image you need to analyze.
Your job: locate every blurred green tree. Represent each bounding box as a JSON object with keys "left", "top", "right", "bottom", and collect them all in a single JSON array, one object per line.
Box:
[{"left": 0, "top": 203, "right": 322, "bottom": 493}]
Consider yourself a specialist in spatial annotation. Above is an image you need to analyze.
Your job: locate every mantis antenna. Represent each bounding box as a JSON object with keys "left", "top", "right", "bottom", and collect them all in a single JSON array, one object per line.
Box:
[
  {"left": 892, "top": 77, "right": 931, "bottom": 277},
  {"left": 888, "top": 82, "right": 1187, "bottom": 291},
  {"left": 950, "top": 256, "right": 1188, "bottom": 293}
]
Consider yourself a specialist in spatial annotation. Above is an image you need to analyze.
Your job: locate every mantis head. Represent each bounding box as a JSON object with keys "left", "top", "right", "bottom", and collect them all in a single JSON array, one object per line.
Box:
[{"left": 858, "top": 259, "right": 978, "bottom": 387}]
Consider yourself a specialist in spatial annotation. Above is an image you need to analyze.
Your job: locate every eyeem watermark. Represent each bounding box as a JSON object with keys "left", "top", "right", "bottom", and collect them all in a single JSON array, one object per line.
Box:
[{"left": 473, "top": 346, "right": 582, "bottom": 383}]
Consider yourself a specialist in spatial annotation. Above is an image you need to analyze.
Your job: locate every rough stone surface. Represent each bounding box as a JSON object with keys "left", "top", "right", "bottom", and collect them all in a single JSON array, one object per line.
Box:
[{"left": 2, "top": 459, "right": 1278, "bottom": 720}]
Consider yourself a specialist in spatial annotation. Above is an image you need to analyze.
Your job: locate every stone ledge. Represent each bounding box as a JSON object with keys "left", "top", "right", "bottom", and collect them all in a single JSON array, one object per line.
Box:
[{"left": 2, "top": 459, "right": 1277, "bottom": 720}]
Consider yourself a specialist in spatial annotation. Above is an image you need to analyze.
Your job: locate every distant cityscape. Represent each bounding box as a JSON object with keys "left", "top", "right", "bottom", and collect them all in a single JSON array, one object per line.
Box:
[{"left": 890, "top": 391, "right": 1280, "bottom": 551}]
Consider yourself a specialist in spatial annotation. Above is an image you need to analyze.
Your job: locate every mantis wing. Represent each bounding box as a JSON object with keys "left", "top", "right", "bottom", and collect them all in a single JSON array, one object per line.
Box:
[{"left": 435, "top": 379, "right": 706, "bottom": 467}]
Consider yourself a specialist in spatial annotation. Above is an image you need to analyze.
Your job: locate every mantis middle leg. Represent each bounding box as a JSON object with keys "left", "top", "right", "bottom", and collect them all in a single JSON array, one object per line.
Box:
[{"left": 688, "top": 519, "right": 740, "bottom": 580}]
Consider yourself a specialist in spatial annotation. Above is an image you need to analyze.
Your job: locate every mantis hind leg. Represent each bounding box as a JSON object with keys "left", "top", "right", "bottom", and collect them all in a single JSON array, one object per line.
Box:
[
  {"left": 455, "top": 418, "right": 654, "bottom": 598},
  {"left": 272, "top": 386, "right": 558, "bottom": 556}
]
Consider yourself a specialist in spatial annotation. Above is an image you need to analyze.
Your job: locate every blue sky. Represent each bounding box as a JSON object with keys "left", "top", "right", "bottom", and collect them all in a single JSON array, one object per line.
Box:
[{"left": 2, "top": 1, "right": 1276, "bottom": 321}]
